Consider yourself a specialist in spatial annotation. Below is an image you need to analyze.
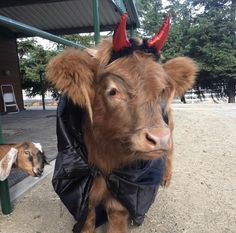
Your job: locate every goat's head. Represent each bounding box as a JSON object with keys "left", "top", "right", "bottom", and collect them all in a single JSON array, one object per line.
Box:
[
  {"left": 15, "top": 142, "right": 47, "bottom": 177},
  {"left": 0, "top": 142, "right": 47, "bottom": 181},
  {"left": 47, "top": 14, "right": 197, "bottom": 169}
]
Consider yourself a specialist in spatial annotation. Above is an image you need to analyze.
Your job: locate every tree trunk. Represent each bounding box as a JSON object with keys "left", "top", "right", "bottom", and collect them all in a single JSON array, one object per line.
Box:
[{"left": 228, "top": 79, "right": 236, "bottom": 103}]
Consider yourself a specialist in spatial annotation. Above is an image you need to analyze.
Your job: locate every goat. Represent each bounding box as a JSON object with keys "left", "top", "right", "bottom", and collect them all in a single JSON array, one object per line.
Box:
[{"left": 0, "top": 141, "right": 46, "bottom": 181}]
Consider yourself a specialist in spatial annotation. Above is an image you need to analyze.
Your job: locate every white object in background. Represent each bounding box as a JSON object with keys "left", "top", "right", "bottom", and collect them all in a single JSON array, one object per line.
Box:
[{"left": 1, "top": 84, "right": 19, "bottom": 113}]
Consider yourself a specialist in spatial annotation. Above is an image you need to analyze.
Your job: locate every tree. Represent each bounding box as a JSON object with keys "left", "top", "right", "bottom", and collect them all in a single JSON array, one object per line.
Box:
[
  {"left": 58, "top": 34, "right": 94, "bottom": 50},
  {"left": 136, "top": 0, "right": 236, "bottom": 102},
  {"left": 136, "top": 0, "right": 194, "bottom": 59},
  {"left": 17, "top": 39, "right": 58, "bottom": 98},
  {"left": 136, "top": 0, "right": 164, "bottom": 36},
  {"left": 189, "top": 0, "right": 236, "bottom": 102},
  {"left": 17, "top": 35, "right": 94, "bottom": 98},
  {"left": 63, "top": 34, "right": 94, "bottom": 47}
]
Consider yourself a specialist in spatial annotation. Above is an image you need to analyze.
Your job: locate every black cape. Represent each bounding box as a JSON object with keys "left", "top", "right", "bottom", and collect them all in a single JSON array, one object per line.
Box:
[{"left": 52, "top": 96, "right": 165, "bottom": 233}]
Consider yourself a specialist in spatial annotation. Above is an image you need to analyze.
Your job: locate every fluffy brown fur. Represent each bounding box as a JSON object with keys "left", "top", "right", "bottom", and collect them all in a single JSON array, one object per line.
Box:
[
  {"left": 47, "top": 49, "right": 98, "bottom": 122},
  {"left": 163, "top": 57, "right": 197, "bottom": 96},
  {"left": 47, "top": 38, "right": 197, "bottom": 233}
]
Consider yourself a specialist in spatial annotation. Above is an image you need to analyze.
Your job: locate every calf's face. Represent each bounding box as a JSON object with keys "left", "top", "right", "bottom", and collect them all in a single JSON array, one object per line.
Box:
[
  {"left": 93, "top": 53, "right": 172, "bottom": 159},
  {"left": 47, "top": 40, "right": 197, "bottom": 163}
]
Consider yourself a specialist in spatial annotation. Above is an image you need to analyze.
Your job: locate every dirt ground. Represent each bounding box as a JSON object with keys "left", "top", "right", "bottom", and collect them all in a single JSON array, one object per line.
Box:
[
  {"left": 1, "top": 110, "right": 57, "bottom": 161},
  {"left": 0, "top": 103, "right": 236, "bottom": 233}
]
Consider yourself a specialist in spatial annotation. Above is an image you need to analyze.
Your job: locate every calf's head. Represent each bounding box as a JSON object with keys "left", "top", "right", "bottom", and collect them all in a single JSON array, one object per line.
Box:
[{"left": 47, "top": 15, "right": 197, "bottom": 168}]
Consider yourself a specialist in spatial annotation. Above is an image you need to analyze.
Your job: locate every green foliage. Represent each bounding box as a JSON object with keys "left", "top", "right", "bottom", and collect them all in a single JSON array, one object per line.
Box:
[
  {"left": 136, "top": 0, "right": 165, "bottom": 36},
  {"left": 136, "top": 0, "right": 236, "bottom": 86},
  {"left": 17, "top": 39, "right": 58, "bottom": 97},
  {"left": 188, "top": 1, "right": 235, "bottom": 83},
  {"left": 17, "top": 35, "right": 94, "bottom": 98},
  {"left": 60, "top": 34, "right": 94, "bottom": 49}
]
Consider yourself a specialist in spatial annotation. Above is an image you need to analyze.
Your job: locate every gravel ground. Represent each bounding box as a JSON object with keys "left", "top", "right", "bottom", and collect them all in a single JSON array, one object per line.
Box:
[
  {"left": 1, "top": 110, "right": 57, "bottom": 161},
  {"left": 0, "top": 103, "right": 235, "bottom": 233}
]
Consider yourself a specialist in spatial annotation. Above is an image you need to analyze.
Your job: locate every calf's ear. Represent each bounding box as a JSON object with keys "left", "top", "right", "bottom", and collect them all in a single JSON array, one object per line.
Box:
[
  {"left": 0, "top": 148, "right": 18, "bottom": 181},
  {"left": 46, "top": 49, "right": 98, "bottom": 122},
  {"left": 163, "top": 57, "right": 198, "bottom": 96}
]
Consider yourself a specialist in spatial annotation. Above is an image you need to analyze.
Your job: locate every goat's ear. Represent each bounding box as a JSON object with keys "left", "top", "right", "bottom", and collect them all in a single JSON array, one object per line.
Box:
[
  {"left": 32, "top": 142, "right": 43, "bottom": 153},
  {"left": 163, "top": 57, "right": 198, "bottom": 96},
  {"left": 0, "top": 148, "right": 18, "bottom": 181},
  {"left": 46, "top": 49, "right": 98, "bottom": 122}
]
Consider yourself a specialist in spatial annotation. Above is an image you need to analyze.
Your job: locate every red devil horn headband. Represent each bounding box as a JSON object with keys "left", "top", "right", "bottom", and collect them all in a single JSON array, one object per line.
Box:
[
  {"left": 147, "top": 16, "right": 171, "bottom": 51},
  {"left": 112, "top": 13, "right": 170, "bottom": 53},
  {"left": 113, "top": 13, "right": 131, "bottom": 52}
]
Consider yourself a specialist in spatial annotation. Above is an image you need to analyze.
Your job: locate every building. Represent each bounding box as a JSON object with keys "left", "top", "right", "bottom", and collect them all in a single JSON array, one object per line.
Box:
[{"left": 0, "top": 0, "right": 140, "bottom": 113}]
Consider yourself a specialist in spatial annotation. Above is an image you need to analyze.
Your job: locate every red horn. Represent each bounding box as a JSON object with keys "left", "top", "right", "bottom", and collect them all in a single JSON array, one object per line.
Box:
[
  {"left": 113, "top": 13, "right": 131, "bottom": 52},
  {"left": 147, "top": 16, "right": 170, "bottom": 51}
]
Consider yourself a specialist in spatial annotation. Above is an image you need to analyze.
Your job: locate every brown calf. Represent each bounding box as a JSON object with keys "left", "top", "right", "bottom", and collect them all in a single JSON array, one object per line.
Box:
[
  {"left": 0, "top": 142, "right": 46, "bottom": 181},
  {"left": 47, "top": 15, "right": 197, "bottom": 233}
]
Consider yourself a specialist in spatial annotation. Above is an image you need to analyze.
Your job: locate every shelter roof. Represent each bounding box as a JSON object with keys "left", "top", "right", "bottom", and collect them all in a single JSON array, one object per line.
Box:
[{"left": 0, "top": 0, "right": 140, "bottom": 37}]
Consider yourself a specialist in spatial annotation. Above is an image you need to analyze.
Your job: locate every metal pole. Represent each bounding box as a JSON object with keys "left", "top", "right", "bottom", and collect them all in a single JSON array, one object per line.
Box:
[
  {"left": 39, "top": 71, "right": 45, "bottom": 110},
  {"left": 0, "top": 15, "right": 86, "bottom": 49},
  {"left": 92, "top": 0, "right": 100, "bottom": 45},
  {"left": 0, "top": 121, "right": 12, "bottom": 214},
  {"left": 0, "top": 180, "right": 12, "bottom": 214}
]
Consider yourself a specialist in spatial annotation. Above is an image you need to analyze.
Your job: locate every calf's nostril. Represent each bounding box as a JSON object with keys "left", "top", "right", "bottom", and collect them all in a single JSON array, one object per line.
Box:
[{"left": 145, "top": 133, "right": 157, "bottom": 146}]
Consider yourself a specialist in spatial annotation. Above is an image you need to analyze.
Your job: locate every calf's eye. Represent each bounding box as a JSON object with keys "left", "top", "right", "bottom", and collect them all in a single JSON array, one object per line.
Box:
[{"left": 106, "top": 87, "right": 126, "bottom": 101}]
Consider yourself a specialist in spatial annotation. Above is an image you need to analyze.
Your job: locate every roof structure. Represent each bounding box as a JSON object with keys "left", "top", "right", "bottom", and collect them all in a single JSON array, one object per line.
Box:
[{"left": 0, "top": 0, "right": 140, "bottom": 37}]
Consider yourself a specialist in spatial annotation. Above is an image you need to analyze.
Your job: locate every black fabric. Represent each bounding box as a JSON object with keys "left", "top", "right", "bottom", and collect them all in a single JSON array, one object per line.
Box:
[{"left": 52, "top": 95, "right": 165, "bottom": 233}]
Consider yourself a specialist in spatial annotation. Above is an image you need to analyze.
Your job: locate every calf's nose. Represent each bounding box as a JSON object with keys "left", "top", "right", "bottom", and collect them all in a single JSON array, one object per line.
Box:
[{"left": 144, "top": 127, "right": 171, "bottom": 151}]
